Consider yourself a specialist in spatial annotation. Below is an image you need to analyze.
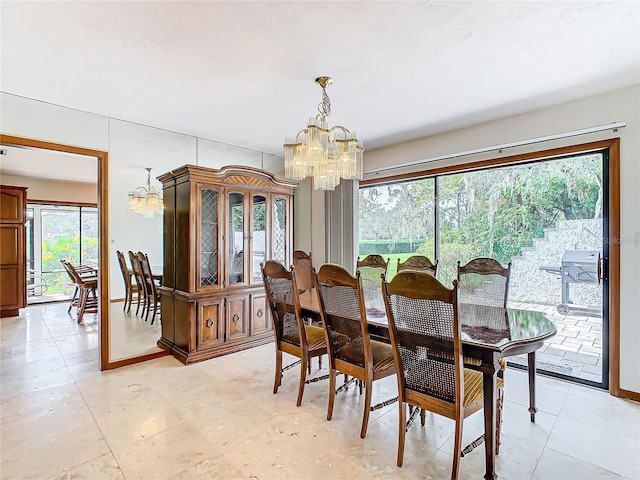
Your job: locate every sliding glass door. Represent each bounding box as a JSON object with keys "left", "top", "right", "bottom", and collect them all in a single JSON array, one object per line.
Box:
[
  {"left": 26, "top": 204, "right": 98, "bottom": 302},
  {"left": 359, "top": 150, "right": 608, "bottom": 388}
]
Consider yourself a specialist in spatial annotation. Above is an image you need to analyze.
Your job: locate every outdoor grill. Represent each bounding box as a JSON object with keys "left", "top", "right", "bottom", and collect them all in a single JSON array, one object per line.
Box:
[{"left": 540, "top": 250, "right": 601, "bottom": 315}]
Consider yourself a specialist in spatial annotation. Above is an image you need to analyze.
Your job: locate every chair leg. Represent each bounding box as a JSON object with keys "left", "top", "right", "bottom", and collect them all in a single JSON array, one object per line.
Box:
[
  {"left": 327, "top": 368, "right": 336, "bottom": 421},
  {"left": 77, "top": 287, "right": 88, "bottom": 323},
  {"left": 397, "top": 401, "right": 407, "bottom": 467},
  {"left": 318, "top": 355, "right": 322, "bottom": 370},
  {"left": 496, "top": 386, "right": 504, "bottom": 455},
  {"left": 297, "top": 355, "right": 308, "bottom": 407},
  {"left": 452, "top": 416, "right": 464, "bottom": 480},
  {"left": 360, "top": 379, "right": 372, "bottom": 439},
  {"left": 68, "top": 285, "right": 78, "bottom": 313},
  {"left": 123, "top": 286, "right": 129, "bottom": 311},
  {"left": 420, "top": 408, "right": 426, "bottom": 426},
  {"left": 150, "top": 300, "right": 158, "bottom": 325},
  {"left": 134, "top": 290, "right": 141, "bottom": 315},
  {"left": 274, "top": 349, "right": 283, "bottom": 394}
]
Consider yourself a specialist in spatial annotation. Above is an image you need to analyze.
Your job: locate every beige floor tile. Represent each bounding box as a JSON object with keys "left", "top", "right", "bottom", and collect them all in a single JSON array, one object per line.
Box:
[
  {"left": 546, "top": 417, "right": 640, "bottom": 479},
  {"left": 44, "top": 453, "right": 126, "bottom": 480},
  {"left": 558, "top": 392, "right": 640, "bottom": 441},
  {"left": 167, "top": 457, "right": 245, "bottom": 480},
  {"left": 112, "top": 422, "right": 219, "bottom": 480},
  {"left": 532, "top": 448, "right": 631, "bottom": 479}
]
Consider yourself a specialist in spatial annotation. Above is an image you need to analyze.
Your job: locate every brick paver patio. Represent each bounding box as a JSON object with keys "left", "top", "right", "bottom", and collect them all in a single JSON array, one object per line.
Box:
[{"left": 507, "top": 301, "right": 603, "bottom": 383}]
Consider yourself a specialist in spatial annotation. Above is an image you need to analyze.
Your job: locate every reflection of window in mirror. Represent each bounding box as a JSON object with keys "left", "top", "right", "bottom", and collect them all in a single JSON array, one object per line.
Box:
[
  {"left": 229, "top": 192, "right": 244, "bottom": 284},
  {"left": 252, "top": 195, "right": 266, "bottom": 282}
]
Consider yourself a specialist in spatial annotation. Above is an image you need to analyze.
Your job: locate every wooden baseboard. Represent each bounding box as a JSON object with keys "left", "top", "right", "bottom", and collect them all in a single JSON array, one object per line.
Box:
[
  {"left": 110, "top": 298, "right": 125, "bottom": 303},
  {"left": 619, "top": 389, "right": 640, "bottom": 402}
]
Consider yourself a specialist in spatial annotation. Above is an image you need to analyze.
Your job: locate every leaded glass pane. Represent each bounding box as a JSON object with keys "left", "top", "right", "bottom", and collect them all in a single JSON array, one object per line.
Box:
[
  {"left": 252, "top": 195, "right": 266, "bottom": 282},
  {"left": 200, "top": 189, "right": 218, "bottom": 287},
  {"left": 229, "top": 192, "right": 244, "bottom": 284},
  {"left": 273, "top": 197, "right": 287, "bottom": 263}
]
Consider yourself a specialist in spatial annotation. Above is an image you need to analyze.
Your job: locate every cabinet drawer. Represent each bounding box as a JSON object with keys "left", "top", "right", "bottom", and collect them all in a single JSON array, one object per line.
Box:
[
  {"left": 250, "top": 294, "right": 272, "bottom": 336},
  {"left": 197, "top": 300, "right": 224, "bottom": 349},
  {"left": 226, "top": 295, "right": 248, "bottom": 341}
]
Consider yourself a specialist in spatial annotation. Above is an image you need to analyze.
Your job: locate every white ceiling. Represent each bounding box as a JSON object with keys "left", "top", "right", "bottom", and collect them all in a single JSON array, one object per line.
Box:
[
  {"left": 1, "top": 1, "right": 638, "bottom": 157},
  {"left": 0, "top": 145, "right": 98, "bottom": 183}
]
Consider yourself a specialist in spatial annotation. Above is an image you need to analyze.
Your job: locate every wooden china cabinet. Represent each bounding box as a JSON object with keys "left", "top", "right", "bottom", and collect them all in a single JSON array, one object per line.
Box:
[
  {"left": 157, "top": 165, "right": 296, "bottom": 364},
  {"left": 0, "top": 185, "right": 28, "bottom": 318}
]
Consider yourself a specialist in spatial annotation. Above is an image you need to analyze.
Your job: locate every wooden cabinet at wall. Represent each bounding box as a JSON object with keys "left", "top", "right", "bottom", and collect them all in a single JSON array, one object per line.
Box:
[
  {"left": 0, "top": 185, "right": 28, "bottom": 318},
  {"left": 158, "top": 165, "right": 295, "bottom": 364}
]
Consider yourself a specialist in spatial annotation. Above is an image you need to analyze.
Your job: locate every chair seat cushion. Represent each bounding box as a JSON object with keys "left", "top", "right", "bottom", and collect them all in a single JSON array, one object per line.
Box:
[
  {"left": 463, "top": 369, "right": 505, "bottom": 406},
  {"left": 305, "top": 325, "right": 326, "bottom": 351},
  {"left": 371, "top": 340, "right": 395, "bottom": 372}
]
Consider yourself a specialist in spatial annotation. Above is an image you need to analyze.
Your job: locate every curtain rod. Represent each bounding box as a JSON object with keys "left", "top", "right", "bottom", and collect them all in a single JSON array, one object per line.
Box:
[{"left": 364, "top": 121, "right": 626, "bottom": 175}]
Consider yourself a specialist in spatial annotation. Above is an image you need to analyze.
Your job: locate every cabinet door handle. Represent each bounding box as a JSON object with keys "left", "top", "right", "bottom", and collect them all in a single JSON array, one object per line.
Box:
[
  {"left": 257, "top": 308, "right": 264, "bottom": 318},
  {"left": 232, "top": 313, "right": 240, "bottom": 323},
  {"left": 206, "top": 317, "right": 215, "bottom": 328}
]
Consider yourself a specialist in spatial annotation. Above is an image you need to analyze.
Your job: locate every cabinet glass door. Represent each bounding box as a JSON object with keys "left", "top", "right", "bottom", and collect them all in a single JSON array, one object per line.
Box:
[
  {"left": 199, "top": 187, "right": 220, "bottom": 289},
  {"left": 272, "top": 196, "right": 288, "bottom": 265},
  {"left": 228, "top": 192, "right": 245, "bottom": 285},
  {"left": 251, "top": 194, "right": 267, "bottom": 284}
]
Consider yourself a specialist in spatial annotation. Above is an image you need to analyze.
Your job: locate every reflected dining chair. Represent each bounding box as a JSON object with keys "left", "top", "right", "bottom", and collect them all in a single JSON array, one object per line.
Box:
[
  {"left": 356, "top": 254, "right": 390, "bottom": 315},
  {"left": 382, "top": 271, "right": 504, "bottom": 477},
  {"left": 60, "top": 259, "right": 98, "bottom": 323},
  {"left": 116, "top": 250, "right": 140, "bottom": 313},
  {"left": 137, "top": 251, "right": 161, "bottom": 324},
  {"left": 314, "top": 263, "right": 396, "bottom": 439},
  {"left": 261, "top": 260, "right": 327, "bottom": 406},
  {"left": 292, "top": 250, "right": 314, "bottom": 293},
  {"left": 128, "top": 251, "right": 146, "bottom": 316},
  {"left": 396, "top": 255, "right": 438, "bottom": 277}
]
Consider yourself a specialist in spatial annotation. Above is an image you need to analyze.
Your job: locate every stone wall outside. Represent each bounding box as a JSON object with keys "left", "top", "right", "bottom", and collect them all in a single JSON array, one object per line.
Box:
[{"left": 509, "top": 219, "right": 602, "bottom": 307}]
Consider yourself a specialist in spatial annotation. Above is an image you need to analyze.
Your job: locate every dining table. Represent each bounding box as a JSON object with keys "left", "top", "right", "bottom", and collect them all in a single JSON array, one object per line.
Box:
[{"left": 298, "top": 289, "right": 557, "bottom": 480}]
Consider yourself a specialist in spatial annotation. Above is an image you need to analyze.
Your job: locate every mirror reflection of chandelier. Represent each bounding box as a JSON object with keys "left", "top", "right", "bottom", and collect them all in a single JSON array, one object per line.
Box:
[
  {"left": 128, "top": 168, "right": 164, "bottom": 218},
  {"left": 284, "top": 76, "right": 363, "bottom": 190}
]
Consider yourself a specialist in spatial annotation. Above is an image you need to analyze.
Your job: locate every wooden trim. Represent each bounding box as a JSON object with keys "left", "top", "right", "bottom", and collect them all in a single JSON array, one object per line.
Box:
[
  {"left": 102, "top": 349, "right": 169, "bottom": 370},
  {"left": 608, "top": 139, "right": 621, "bottom": 396},
  {"left": 362, "top": 138, "right": 621, "bottom": 397},
  {"left": 361, "top": 139, "right": 620, "bottom": 186},
  {"left": 619, "top": 389, "right": 640, "bottom": 402},
  {"left": 0, "top": 133, "right": 114, "bottom": 370},
  {"left": 27, "top": 199, "right": 97, "bottom": 208}
]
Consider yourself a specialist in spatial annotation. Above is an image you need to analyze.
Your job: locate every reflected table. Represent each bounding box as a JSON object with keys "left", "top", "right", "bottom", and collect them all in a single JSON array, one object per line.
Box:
[{"left": 299, "top": 290, "right": 557, "bottom": 480}]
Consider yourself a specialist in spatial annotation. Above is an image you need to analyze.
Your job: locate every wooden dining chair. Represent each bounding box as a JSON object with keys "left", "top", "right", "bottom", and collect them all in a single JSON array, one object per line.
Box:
[
  {"left": 457, "top": 257, "right": 511, "bottom": 427},
  {"left": 381, "top": 271, "right": 504, "bottom": 477},
  {"left": 261, "top": 260, "right": 327, "bottom": 407},
  {"left": 137, "top": 251, "right": 161, "bottom": 324},
  {"left": 292, "top": 250, "right": 314, "bottom": 292},
  {"left": 128, "top": 251, "right": 147, "bottom": 317},
  {"left": 314, "top": 263, "right": 396, "bottom": 439},
  {"left": 60, "top": 259, "right": 98, "bottom": 323},
  {"left": 356, "top": 254, "right": 390, "bottom": 315},
  {"left": 456, "top": 257, "right": 511, "bottom": 307},
  {"left": 396, "top": 255, "right": 438, "bottom": 277},
  {"left": 116, "top": 250, "right": 140, "bottom": 313}
]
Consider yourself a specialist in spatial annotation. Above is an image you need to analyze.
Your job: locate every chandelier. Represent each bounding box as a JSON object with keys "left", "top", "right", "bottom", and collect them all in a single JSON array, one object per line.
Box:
[
  {"left": 284, "top": 76, "right": 363, "bottom": 190},
  {"left": 128, "top": 168, "right": 164, "bottom": 218}
]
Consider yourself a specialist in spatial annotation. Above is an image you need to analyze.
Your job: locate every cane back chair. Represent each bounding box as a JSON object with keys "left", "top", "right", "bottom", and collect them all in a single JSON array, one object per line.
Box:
[
  {"left": 356, "top": 254, "right": 390, "bottom": 315},
  {"left": 261, "top": 260, "right": 327, "bottom": 407},
  {"left": 382, "top": 271, "right": 504, "bottom": 478},
  {"left": 314, "top": 263, "right": 396, "bottom": 439},
  {"left": 396, "top": 255, "right": 438, "bottom": 277},
  {"left": 292, "top": 250, "right": 314, "bottom": 293}
]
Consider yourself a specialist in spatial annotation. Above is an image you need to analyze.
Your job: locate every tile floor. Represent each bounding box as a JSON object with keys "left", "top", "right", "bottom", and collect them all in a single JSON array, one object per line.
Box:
[{"left": 1, "top": 304, "right": 639, "bottom": 480}]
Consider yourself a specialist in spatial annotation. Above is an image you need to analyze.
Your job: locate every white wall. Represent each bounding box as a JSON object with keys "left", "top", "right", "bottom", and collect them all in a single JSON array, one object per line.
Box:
[
  {"left": 0, "top": 174, "right": 97, "bottom": 204},
  {"left": 0, "top": 93, "right": 285, "bottom": 302},
  {"left": 365, "top": 84, "right": 640, "bottom": 394}
]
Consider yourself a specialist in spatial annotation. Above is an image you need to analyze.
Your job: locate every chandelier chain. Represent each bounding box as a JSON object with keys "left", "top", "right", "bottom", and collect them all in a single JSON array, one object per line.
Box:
[{"left": 318, "top": 86, "right": 332, "bottom": 118}]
